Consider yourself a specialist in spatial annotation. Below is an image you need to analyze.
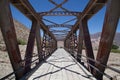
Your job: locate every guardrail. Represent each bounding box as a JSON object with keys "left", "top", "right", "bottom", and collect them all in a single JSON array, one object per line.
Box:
[
  {"left": 65, "top": 48, "right": 120, "bottom": 80},
  {"left": 0, "top": 48, "right": 57, "bottom": 80}
]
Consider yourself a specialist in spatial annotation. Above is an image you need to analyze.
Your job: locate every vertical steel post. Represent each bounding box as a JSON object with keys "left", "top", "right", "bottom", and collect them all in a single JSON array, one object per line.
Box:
[
  {"left": 94, "top": 0, "right": 120, "bottom": 79},
  {"left": 42, "top": 32, "right": 47, "bottom": 58},
  {"left": 0, "top": 0, "right": 23, "bottom": 79},
  {"left": 75, "top": 32, "right": 77, "bottom": 52},
  {"left": 77, "top": 23, "right": 84, "bottom": 63},
  {"left": 36, "top": 23, "right": 43, "bottom": 62},
  {"left": 82, "top": 18, "right": 95, "bottom": 73},
  {"left": 50, "top": 38, "right": 53, "bottom": 54},
  {"left": 44, "top": 33, "right": 47, "bottom": 57},
  {"left": 73, "top": 33, "right": 75, "bottom": 51},
  {"left": 24, "top": 20, "right": 37, "bottom": 74}
]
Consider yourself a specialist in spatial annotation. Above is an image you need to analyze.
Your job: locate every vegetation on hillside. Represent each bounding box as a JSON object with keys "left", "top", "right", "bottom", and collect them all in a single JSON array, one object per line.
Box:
[
  {"left": 17, "top": 39, "right": 26, "bottom": 45},
  {"left": 111, "top": 44, "right": 120, "bottom": 53}
]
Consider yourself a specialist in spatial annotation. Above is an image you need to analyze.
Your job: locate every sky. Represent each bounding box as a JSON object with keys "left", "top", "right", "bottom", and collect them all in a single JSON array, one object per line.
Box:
[{"left": 10, "top": 0, "right": 120, "bottom": 35}]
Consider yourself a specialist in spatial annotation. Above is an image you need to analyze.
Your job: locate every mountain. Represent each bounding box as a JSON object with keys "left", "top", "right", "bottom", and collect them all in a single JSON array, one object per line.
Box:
[
  {"left": 90, "top": 32, "right": 120, "bottom": 49},
  {"left": 0, "top": 19, "right": 30, "bottom": 44}
]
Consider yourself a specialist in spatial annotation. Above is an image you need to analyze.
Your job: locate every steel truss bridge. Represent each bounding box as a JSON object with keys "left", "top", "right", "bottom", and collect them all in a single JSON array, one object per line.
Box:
[{"left": 0, "top": 0, "right": 120, "bottom": 80}]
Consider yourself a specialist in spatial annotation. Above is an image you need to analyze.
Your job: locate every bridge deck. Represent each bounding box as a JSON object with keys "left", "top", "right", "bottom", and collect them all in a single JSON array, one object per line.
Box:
[{"left": 28, "top": 48, "right": 96, "bottom": 80}]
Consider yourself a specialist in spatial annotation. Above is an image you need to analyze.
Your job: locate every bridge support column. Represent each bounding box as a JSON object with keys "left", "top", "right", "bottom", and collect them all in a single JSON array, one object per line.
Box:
[
  {"left": 93, "top": 0, "right": 120, "bottom": 79},
  {"left": 24, "top": 20, "right": 37, "bottom": 74},
  {"left": 36, "top": 24, "right": 43, "bottom": 62},
  {"left": 0, "top": 0, "right": 23, "bottom": 79},
  {"left": 77, "top": 23, "right": 83, "bottom": 63},
  {"left": 42, "top": 32, "right": 47, "bottom": 58},
  {"left": 82, "top": 19, "right": 95, "bottom": 73}
]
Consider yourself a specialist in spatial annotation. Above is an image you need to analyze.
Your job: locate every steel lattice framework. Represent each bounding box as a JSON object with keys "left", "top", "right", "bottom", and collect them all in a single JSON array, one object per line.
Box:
[{"left": 0, "top": 0, "right": 120, "bottom": 80}]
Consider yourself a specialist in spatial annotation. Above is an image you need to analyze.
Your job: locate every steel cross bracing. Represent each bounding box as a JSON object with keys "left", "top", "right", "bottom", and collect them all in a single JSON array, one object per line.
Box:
[{"left": 0, "top": 0, "right": 120, "bottom": 80}]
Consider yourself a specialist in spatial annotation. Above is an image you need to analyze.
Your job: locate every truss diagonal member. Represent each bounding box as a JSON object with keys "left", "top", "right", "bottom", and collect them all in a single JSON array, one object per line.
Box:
[
  {"left": 47, "top": 24, "right": 73, "bottom": 29},
  {"left": 42, "top": 18, "right": 58, "bottom": 25},
  {"left": 49, "top": 0, "right": 68, "bottom": 12},
  {"left": 49, "top": 0, "right": 69, "bottom": 12},
  {"left": 62, "top": 18, "right": 77, "bottom": 25}
]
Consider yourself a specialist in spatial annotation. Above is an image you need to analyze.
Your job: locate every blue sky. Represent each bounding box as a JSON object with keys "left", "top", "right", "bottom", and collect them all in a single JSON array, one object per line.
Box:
[{"left": 10, "top": 0, "right": 120, "bottom": 35}]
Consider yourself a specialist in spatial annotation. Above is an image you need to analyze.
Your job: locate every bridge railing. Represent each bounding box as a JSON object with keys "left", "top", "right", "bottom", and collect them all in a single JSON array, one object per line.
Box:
[
  {"left": 64, "top": 48, "right": 120, "bottom": 80},
  {"left": 0, "top": 45, "right": 57, "bottom": 80},
  {"left": 64, "top": 0, "right": 120, "bottom": 79},
  {"left": 0, "top": 0, "right": 57, "bottom": 79}
]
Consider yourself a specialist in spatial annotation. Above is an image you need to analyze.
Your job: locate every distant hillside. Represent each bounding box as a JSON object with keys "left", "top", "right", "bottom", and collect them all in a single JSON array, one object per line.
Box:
[
  {"left": 91, "top": 32, "right": 120, "bottom": 49},
  {"left": 91, "top": 32, "right": 101, "bottom": 39},
  {"left": 0, "top": 19, "right": 30, "bottom": 44}
]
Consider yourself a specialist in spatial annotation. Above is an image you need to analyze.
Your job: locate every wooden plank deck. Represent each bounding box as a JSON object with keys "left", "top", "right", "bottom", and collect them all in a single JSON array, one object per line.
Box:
[{"left": 28, "top": 48, "right": 96, "bottom": 80}]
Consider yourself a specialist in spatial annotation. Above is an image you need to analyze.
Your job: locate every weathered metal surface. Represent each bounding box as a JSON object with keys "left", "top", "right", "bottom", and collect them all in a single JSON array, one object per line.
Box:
[
  {"left": 24, "top": 20, "right": 37, "bottom": 74},
  {"left": 77, "top": 23, "right": 84, "bottom": 62},
  {"left": 0, "top": 0, "right": 23, "bottom": 79},
  {"left": 49, "top": 0, "right": 69, "bottom": 12},
  {"left": 85, "top": 0, "right": 108, "bottom": 20},
  {"left": 49, "top": 0, "right": 68, "bottom": 12},
  {"left": 39, "top": 11, "right": 81, "bottom": 16},
  {"left": 36, "top": 23, "right": 43, "bottom": 62},
  {"left": 66, "top": 0, "right": 104, "bottom": 39},
  {"left": 82, "top": 19, "right": 95, "bottom": 73},
  {"left": 42, "top": 33, "right": 47, "bottom": 58},
  {"left": 62, "top": 18, "right": 77, "bottom": 24},
  {"left": 47, "top": 24, "right": 73, "bottom": 29},
  {"left": 93, "top": 0, "right": 120, "bottom": 79},
  {"left": 1, "top": 0, "right": 118, "bottom": 79},
  {"left": 10, "top": 0, "right": 56, "bottom": 40}
]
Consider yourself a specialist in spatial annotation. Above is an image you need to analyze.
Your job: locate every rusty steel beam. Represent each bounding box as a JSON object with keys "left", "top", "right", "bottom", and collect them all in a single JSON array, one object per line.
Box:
[
  {"left": 48, "top": 37, "right": 52, "bottom": 55},
  {"left": 42, "top": 33, "right": 47, "bottom": 58},
  {"left": 0, "top": 0, "right": 23, "bottom": 79},
  {"left": 82, "top": 19, "right": 95, "bottom": 73},
  {"left": 62, "top": 18, "right": 77, "bottom": 25},
  {"left": 49, "top": 0, "right": 69, "bottom": 12},
  {"left": 85, "top": 0, "right": 108, "bottom": 20},
  {"left": 82, "top": 0, "right": 97, "bottom": 18},
  {"left": 77, "top": 23, "right": 84, "bottom": 63},
  {"left": 65, "top": 0, "right": 106, "bottom": 39},
  {"left": 36, "top": 24, "right": 43, "bottom": 62},
  {"left": 93, "top": 0, "right": 120, "bottom": 79},
  {"left": 24, "top": 20, "right": 37, "bottom": 74},
  {"left": 10, "top": 0, "right": 56, "bottom": 40},
  {"left": 38, "top": 11, "right": 81, "bottom": 16},
  {"left": 42, "top": 18, "right": 58, "bottom": 25},
  {"left": 73, "top": 32, "right": 77, "bottom": 55},
  {"left": 74, "top": 32, "right": 78, "bottom": 52},
  {"left": 49, "top": 0, "right": 68, "bottom": 12},
  {"left": 47, "top": 24, "right": 73, "bottom": 29}
]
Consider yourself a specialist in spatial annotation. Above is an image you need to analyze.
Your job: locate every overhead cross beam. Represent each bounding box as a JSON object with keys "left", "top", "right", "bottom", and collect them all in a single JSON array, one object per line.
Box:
[
  {"left": 65, "top": 0, "right": 98, "bottom": 39},
  {"left": 51, "top": 30, "right": 70, "bottom": 33},
  {"left": 49, "top": 0, "right": 69, "bottom": 12},
  {"left": 42, "top": 18, "right": 58, "bottom": 25},
  {"left": 62, "top": 18, "right": 77, "bottom": 25},
  {"left": 39, "top": 11, "right": 81, "bottom": 16},
  {"left": 47, "top": 24, "right": 73, "bottom": 29}
]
